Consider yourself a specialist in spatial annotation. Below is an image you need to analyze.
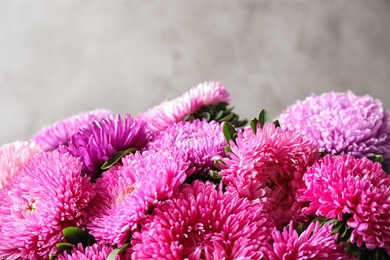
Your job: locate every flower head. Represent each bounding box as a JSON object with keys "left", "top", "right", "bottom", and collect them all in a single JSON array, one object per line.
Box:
[
  {"left": 264, "top": 221, "right": 349, "bottom": 260},
  {"left": 57, "top": 243, "right": 121, "bottom": 260},
  {"left": 0, "top": 141, "right": 42, "bottom": 189},
  {"left": 300, "top": 154, "right": 390, "bottom": 252},
  {"left": 277, "top": 91, "right": 390, "bottom": 166},
  {"left": 137, "top": 82, "right": 231, "bottom": 133},
  {"left": 0, "top": 150, "right": 95, "bottom": 259},
  {"left": 86, "top": 149, "right": 188, "bottom": 246},
  {"left": 147, "top": 119, "right": 226, "bottom": 175},
  {"left": 65, "top": 114, "right": 150, "bottom": 177},
  {"left": 219, "top": 122, "right": 318, "bottom": 227},
  {"left": 131, "top": 180, "right": 274, "bottom": 259},
  {"left": 31, "top": 109, "right": 112, "bottom": 151}
]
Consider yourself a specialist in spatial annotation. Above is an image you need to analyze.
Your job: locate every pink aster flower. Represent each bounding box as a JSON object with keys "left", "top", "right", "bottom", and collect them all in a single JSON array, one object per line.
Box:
[
  {"left": 300, "top": 154, "right": 390, "bottom": 253},
  {"left": 147, "top": 119, "right": 226, "bottom": 175},
  {"left": 137, "top": 81, "right": 231, "bottom": 133},
  {"left": 218, "top": 122, "right": 318, "bottom": 227},
  {"left": 264, "top": 221, "right": 350, "bottom": 260},
  {"left": 0, "top": 150, "right": 95, "bottom": 259},
  {"left": 31, "top": 109, "right": 112, "bottom": 151},
  {"left": 277, "top": 91, "right": 390, "bottom": 166},
  {"left": 57, "top": 243, "right": 121, "bottom": 260},
  {"left": 86, "top": 149, "right": 188, "bottom": 247},
  {"left": 0, "top": 141, "right": 42, "bottom": 189},
  {"left": 131, "top": 180, "right": 274, "bottom": 259},
  {"left": 65, "top": 113, "right": 150, "bottom": 177}
]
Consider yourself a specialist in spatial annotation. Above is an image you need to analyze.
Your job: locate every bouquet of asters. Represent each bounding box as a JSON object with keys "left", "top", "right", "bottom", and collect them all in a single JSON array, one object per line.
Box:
[{"left": 0, "top": 82, "right": 389, "bottom": 260}]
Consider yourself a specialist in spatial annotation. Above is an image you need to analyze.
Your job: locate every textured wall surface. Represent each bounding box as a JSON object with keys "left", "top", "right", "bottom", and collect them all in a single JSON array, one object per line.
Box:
[{"left": 1, "top": 0, "right": 389, "bottom": 145}]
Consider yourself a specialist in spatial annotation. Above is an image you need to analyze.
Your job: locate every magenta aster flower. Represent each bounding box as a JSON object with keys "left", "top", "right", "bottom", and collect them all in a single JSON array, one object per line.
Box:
[
  {"left": 57, "top": 243, "right": 121, "bottom": 260},
  {"left": 300, "top": 154, "right": 390, "bottom": 253},
  {"left": 86, "top": 149, "right": 188, "bottom": 246},
  {"left": 0, "top": 150, "right": 95, "bottom": 259},
  {"left": 31, "top": 109, "right": 112, "bottom": 151},
  {"left": 264, "top": 221, "right": 349, "bottom": 260},
  {"left": 137, "top": 81, "right": 231, "bottom": 133},
  {"left": 277, "top": 91, "right": 390, "bottom": 166},
  {"left": 0, "top": 141, "right": 42, "bottom": 189},
  {"left": 65, "top": 113, "right": 150, "bottom": 177},
  {"left": 131, "top": 180, "right": 274, "bottom": 259},
  {"left": 147, "top": 119, "right": 226, "bottom": 175},
  {"left": 218, "top": 122, "right": 318, "bottom": 227}
]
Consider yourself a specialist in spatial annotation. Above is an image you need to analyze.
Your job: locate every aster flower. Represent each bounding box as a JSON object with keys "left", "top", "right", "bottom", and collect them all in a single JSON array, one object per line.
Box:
[
  {"left": 131, "top": 180, "right": 274, "bottom": 259},
  {"left": 218, "top": 122, "right": 318, "bottom": 227},
  {"left": 137, "top": 81, "right": 231, "bottom": 133},
  {"left": 300, "top": 154, "right": 390, "bottom": 254},
  {"left": 264, "top": 221, "right": 350, "bottom": 260},
  {"left": 0, "top": 150, "right": 95, "bottom": 259},
  {"left": 31, "top": 109, "right": 112, "bottom": 151},
  {"left": 57, "top": 243, "right": 121, "bottom": 260},
  {"left": 65, "top": 113, "right": 149, "bottom": 177},
  {"left": 0, "top": 141, "right": 42, "bottom": 189},
  {"left": 277, "top": 91, "right": 390, "bottom": 168},
  {"left": 86, "top": 149, "right": 188, "bottom": 247},
  {"left": 147, "top": 119, "right": 226, "bottom": 176}
]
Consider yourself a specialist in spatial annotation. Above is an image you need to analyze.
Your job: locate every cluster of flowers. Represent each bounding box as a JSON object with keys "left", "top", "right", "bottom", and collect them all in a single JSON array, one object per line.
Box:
[{"left": 1, "top": 82, "right": 390, "bottom": 260}]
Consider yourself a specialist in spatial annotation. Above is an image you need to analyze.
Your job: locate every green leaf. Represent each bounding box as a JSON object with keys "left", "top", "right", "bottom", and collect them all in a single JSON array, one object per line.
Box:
[
  {"left": 101, "top": 148, "right": 137, "bottom": 170},
  {"left": 214, "top": 110, "right": 225, "bottom": 121},
  {"left": 219, "top": 113, "right": 234, "bottom": 122},
  {"left": 258, "top": 109, "right": 270, "bottom": 128},
  {"left": 369, "top": 154, "right": 384, "bottom": 164},
  {"left": 49, "top": 254, "right": 58, "bottom": 260},
  {"left": 273, "top": 119, "right": 280, "bottom": 128},
  {"left": 107, "top": 243, "right": 130, "bottom": 260},
  {"left": 225, "top": 145, "right": 232, "bottom": 155},
  {"left": 208, "top": 170, "right": 222, "bottom": 180},
  {"left": 62, "top": 227, "right": 90, "bottom": 246},
  {"left": 56, "top": 242, "right": 73, "bottom": 253},
  {"left": 249, "top": 118, "right": 259, "bottom": 134},
  {"left": 222, "top": 123, "right": 237, "bottom": 144},
  {"left": 198, "top": 112, "right": 211, "bottom": 121}
]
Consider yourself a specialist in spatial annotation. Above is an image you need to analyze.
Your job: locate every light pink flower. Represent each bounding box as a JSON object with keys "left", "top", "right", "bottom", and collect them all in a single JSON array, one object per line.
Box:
[
  {"left": 131, "top": 180, "right": 274, "bottom": 259},
  {"left": 264, "top": 221, "right": 350, "bottom": 260},
  {"left": 219, "top": 122, "right": 318, "bottom": 227},
  {"left": 0, "top": 141, "right": 42, "bottom": 189},
  {"left": 0, "top": 150, "right": 95, "bottom": 259},
  {"left": 300, "top": 154, "right": 390, "bottom": 252},
  {"left": 31, "top": 109, "right": 112, "bottom": 151},
  {"left": 277, "top": 91, "right": 390, "bottom": 168},
  {"left": 86, "top": 149, "right": 188, "bottom": 247},
  {"left": 137, "top": 82, "right": 231, "bottom": 133},
  {"left": 147, "top": 119, "right": 226, "bottom": 175}
]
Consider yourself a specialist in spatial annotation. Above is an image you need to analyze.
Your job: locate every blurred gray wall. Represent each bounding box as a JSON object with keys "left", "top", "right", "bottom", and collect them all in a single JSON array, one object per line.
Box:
[{"left": 1, "top": 0, "right": 389, "bottom": 145}]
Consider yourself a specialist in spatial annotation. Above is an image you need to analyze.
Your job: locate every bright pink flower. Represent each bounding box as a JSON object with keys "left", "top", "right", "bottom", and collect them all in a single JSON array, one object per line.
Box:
[
  {"left": 147, "top": 119, "right": 226, "bottom": 175},
  {"left": 65, "top": 114, "right": 150, "bottom": 177},
  {"left": 0, "top": 150, "right": 95, "bottom": 259},
  {"left": 31, "top": 109, "right": 112, "bottom": 151},
  {"left": 219, "top": 122, "right": 318, "bottom": 227},
  {"left": 300, "top": 154, "right": 390, "bottom": 252},
  {"left": 86, "top": 149, "right": 188, "bottom": 247},
  {"left": 264, "top": 221, "right": 350, "bottom": 260},
  {"left": 131, "top": 180, "right": 274, "bottom": 259},
  {"left": 57, "top": 243, "right": 122, "bottom": 260},
  {"left": 137, "top": 82, "right": 231, "bottom": 133},
  {"left": 0, "top": 141, "right": 42, "bottom": 189}
]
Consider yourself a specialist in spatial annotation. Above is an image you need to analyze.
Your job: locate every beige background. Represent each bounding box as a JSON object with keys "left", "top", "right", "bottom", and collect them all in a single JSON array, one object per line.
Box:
[{"left": 1, "top": 0, "right": 389, "bottom": 145}]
